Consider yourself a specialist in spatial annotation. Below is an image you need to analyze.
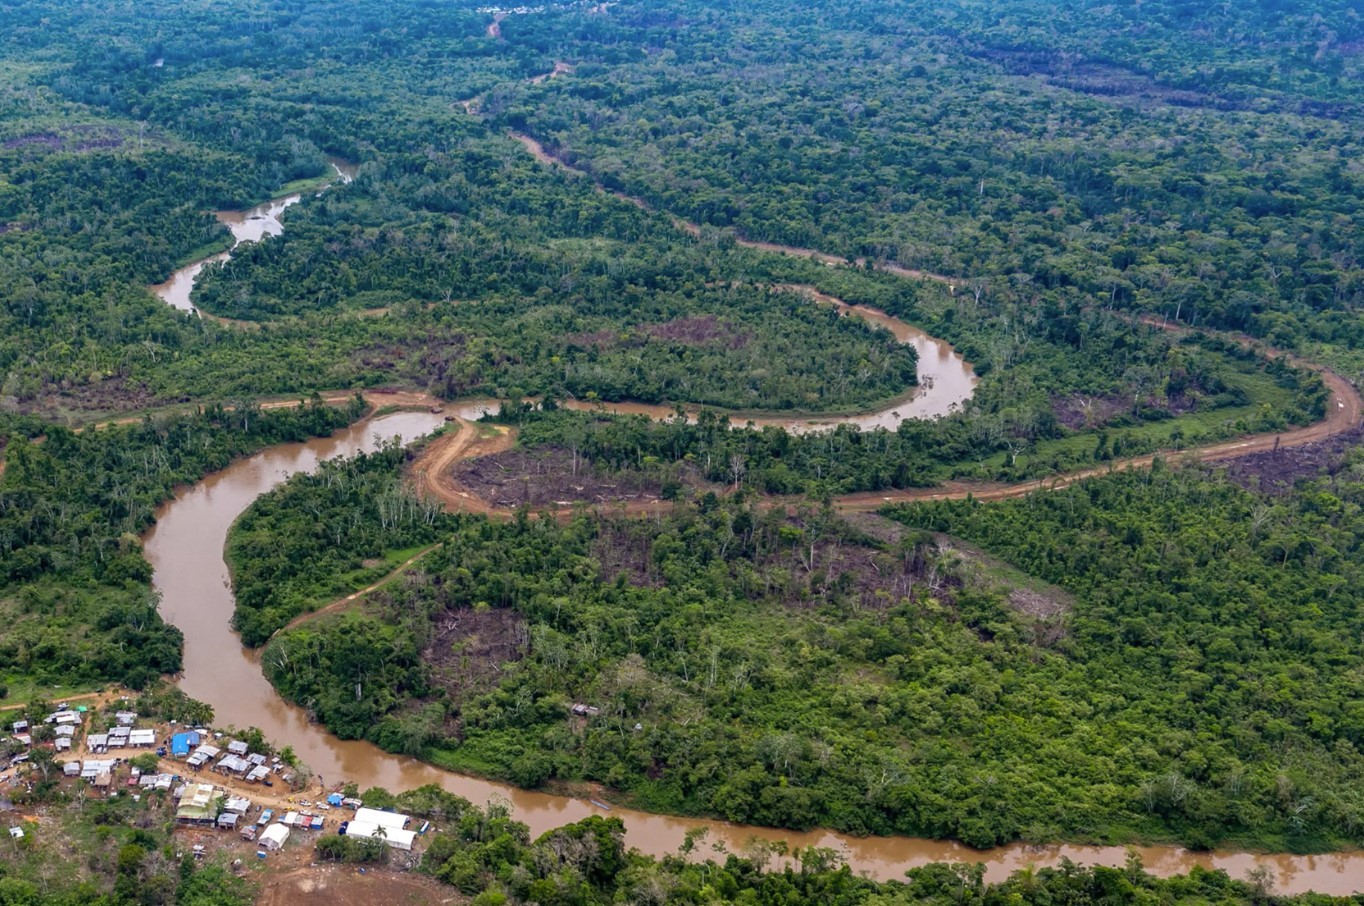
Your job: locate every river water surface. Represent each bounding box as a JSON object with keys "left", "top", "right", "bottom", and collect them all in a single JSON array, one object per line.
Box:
[
  {"left": 135, "top": 153, "right": 1364, "bottom": 894},
  {"left": 141, "top": 409, "right": 1364, "bottom": 894},
  {"left": 149, "top": 160, "right": 358, "bottom": 314}
]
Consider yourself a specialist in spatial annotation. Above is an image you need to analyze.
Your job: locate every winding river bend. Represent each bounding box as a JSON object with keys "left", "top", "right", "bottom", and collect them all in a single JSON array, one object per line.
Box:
[
  {"left": 149, "top": 159, "right": 357, "bottom": 314},
  {"left": 133, "top": 144, "right": 1364, "bottom": 893},
  {"left": 143, "top": 406, "right": 1364, "bottom": 895}
]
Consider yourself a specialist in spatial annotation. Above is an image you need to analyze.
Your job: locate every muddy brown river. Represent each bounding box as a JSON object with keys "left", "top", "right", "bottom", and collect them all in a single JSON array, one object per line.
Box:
[
  {"left": 142, "top": 409, "right": 1364, "bottom": 893},
  {"left": 136, "top": 153, "right": 1363, "bottom": 893},
  {"left": 149, "top": 159, "right": 358, "bottom": 314}
]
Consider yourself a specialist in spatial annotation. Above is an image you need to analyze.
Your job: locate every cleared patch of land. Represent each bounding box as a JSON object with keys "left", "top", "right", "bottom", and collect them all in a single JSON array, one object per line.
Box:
[{"left": 257, "top": 865, "right": 456, "bottom": 906}]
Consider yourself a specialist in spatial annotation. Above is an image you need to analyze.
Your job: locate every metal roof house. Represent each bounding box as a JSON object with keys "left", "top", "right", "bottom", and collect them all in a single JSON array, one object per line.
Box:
[
  {"left": 80, "top": 759, "right": 116, "bottom": 780},
  {"left": 175, "top": 784, "right": 223, "bottom": 825},
  {"left": 216, "top": 754, "right": 251, "bottom": 775},
  {"left": 170, "top": 731, "right": 201, "bottom": 757}
]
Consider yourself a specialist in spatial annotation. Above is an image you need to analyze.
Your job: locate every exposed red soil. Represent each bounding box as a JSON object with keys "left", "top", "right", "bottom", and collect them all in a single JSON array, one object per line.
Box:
[
  {"left": 257, "top": 865, "right": 454, "bottom": 906},
  {"left": 408, "top": 420, "right": 518, "bottom": 516},
  {"left": 528, "top": 61, "right": 575, "bottom": 85}
]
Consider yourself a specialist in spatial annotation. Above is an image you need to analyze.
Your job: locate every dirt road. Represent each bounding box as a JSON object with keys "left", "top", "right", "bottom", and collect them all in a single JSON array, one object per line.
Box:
[
  {"left": 409, "top": 354, "right": 1362, "bottom": 519},
  {"left": 408, "top": 419, "right": 515, "bottom": 516},
  {"left": 275, "top": 543, "right": 444, "bottom": 636}
]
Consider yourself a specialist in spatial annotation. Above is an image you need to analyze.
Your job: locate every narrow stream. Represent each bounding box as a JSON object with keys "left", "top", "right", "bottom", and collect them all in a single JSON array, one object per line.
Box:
[{"left": 149, "top": 159, "right": 357, "bottom": 315}]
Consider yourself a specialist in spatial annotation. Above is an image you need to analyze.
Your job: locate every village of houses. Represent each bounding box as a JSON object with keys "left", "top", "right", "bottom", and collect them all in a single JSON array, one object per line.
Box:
[{"left": 2, "top": 700, "right": 430, "bottom": 865}]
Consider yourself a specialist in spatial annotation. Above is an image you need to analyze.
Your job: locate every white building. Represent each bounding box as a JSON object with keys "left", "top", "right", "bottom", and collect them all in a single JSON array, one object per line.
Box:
[
  {"left": 353, "top": 807, "right": 409, "bottom": 832},
  {"left": 347, "top": 808, "right": 415, "bottom": 851},
  {"left": 259, "top": 823, "right": 290, "bottom": 851}
]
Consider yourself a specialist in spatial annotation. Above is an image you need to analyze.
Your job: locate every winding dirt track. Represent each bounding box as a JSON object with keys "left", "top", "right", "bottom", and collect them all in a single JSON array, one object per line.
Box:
[
  {"left": 409, "top": 418, "right": 515, "bottom": 516},
  {"left": 504, "top": 132, "right": 959, "bottom": 284},
  {"left": 276, "top": 542, "right": 443, "bottom": 636},
  {"left": 406, "top": 336, "right": 1362, "bottom": 519}
]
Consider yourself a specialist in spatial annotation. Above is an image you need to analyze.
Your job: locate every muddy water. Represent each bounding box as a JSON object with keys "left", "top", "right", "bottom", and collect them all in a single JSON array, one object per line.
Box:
[
  {"left": 141, "top": 409, "right": 1364, "bottom": 894},
  {"left": 136, "top": 145, "right": 1358, "bottom": 892},
  {"left": 149, "top": 159, "right": 358, "bottom": 314},
  {"left": 557, "top": 289, "right": 974, "bottom": 430}
]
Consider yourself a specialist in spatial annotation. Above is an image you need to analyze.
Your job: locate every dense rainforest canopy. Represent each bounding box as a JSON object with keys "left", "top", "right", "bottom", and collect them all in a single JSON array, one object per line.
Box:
[{"left": 4, "top": 0, "right": 1364, "bottom": 899}]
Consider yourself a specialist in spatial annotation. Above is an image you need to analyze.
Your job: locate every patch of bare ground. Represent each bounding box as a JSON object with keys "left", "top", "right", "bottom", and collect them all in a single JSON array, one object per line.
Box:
[
  {"left": 452, "top": 446, "right": 672, "bottom": 509},
  {"left": 257, "top": 865, "right": 456, "bottom": 906},
  {"left": 2, "top": 125, "right": 130, "bottom": 153},
  {"left": 838, "top": 511, "right": 911, "bottom": 545},
  {"left": 1216, "top": 424, "right": 1364, "bottom": 495},
  {"left": 1052, "top": 389, "right": 1205, "bottom": 431},
  {"left": 932, "top": 534, "right": 1073, "bottom": 644},
  {"left": 421, "top": 604, "right": 529, "bottom": 705},
  {"left": 342, "top": 334, "right": 479, "bottom": 397},
  {"left": 592, "top": 514, "right": 949, "bottom": 612},
  {"left": 643, "top": 315, "right": 750, "bottom": 347},
  {"left": 21, "top": 377, "right": 179, "bottom": 419},
  {"left": 566, "top": 315, "right": 751, "bottom": 350}
]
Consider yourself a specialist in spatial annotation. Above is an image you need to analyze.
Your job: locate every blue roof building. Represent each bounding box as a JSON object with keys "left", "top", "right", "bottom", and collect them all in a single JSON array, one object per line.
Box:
[{"left": 171, "top": 731, "right": 201, "bottom": 757}]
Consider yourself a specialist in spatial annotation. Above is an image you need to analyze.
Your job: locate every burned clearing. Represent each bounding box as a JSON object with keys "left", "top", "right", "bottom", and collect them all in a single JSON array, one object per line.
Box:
[
  {"left": 1217, "top": 424, "right": 1364, "bottom": 495},
  {"left": 420, "top": 604, "right": 529, "bottom": 703},
  {"left": 450, "top": 445, "right": 721, "bottom": 510}
]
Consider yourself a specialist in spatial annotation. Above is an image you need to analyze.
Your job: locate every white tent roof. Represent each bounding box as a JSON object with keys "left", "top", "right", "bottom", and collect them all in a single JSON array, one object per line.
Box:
[
  {"left": 345, "top": 821, "right": 416, "bottom": 850},
  {"left": 259, "top": 823, "right": 290, "bottom": 849},
  {"left": 353, "top": 807, "right": 408, "bottom": 832}
]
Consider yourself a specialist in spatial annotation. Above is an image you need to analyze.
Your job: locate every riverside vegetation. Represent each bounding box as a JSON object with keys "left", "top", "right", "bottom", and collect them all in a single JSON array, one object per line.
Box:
[
  {"left": 0, "top": 773, "right": 1350, "bottom": 905},
  {"left": 4, "top": 0, "right": 1364, "bottom": 899},
  {"left": 240, "top": 437, "right": 1364, "bottom": 852}
]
